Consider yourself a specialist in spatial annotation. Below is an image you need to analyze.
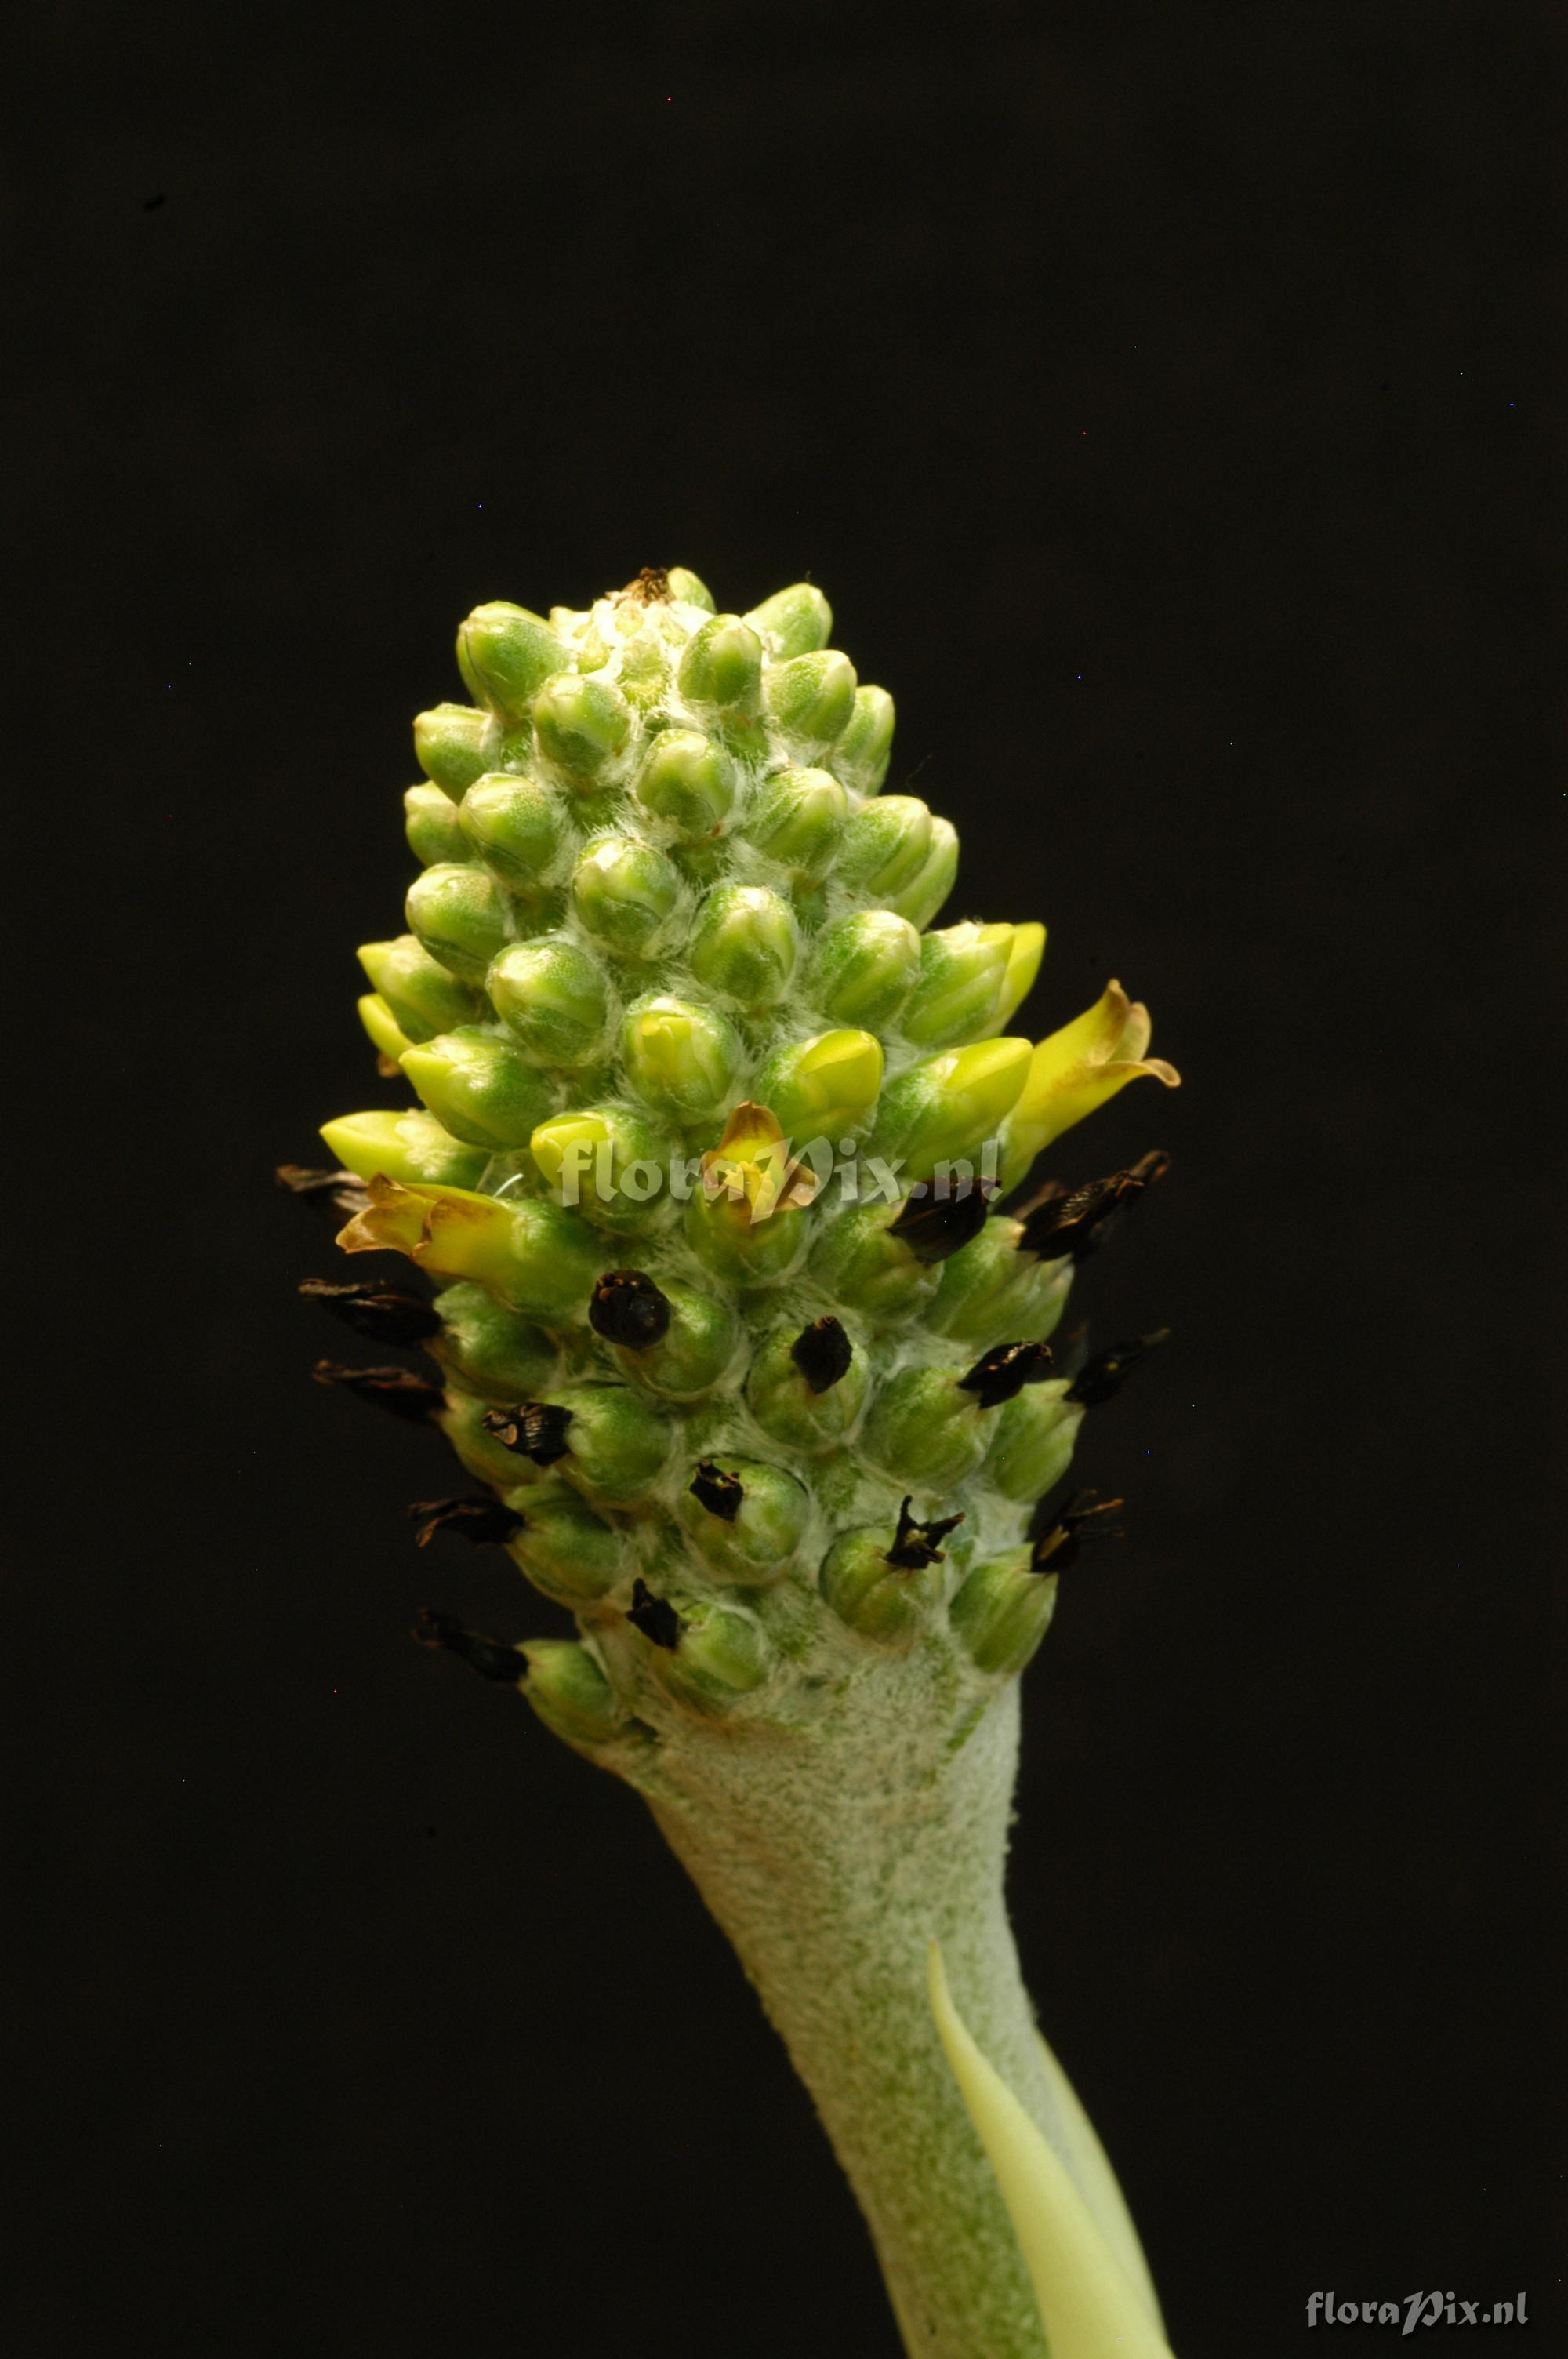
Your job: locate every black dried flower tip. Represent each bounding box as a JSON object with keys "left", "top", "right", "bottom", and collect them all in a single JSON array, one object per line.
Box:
[
  {"left": 890, "top": 1175, "right": 999, "bottom": 1265},
  {"left": 627, "top": 1577, "right": 682, "bottom": 1651},
  {"left": 957, "top": 1340, "right": 1054, "bottom": 1412},
  {"left": 300, "top": 1278, "right": 441, "bottom": 1346},
  {"left": 408, "top": 1496, "right": 524, "bottom": 1548},
  {"left": 790, "top": 1315, "right": 854, "bottom": 1394},
  {"left": 689, "top": 1460, "right": 744, "bottom": 1522},
  {"left": 1030, "top": 1490, "right": 1127, "bottom": 1574},
  {"left": 620, "top": 565, "right": 673, "bottom": 603},
  {"left": 1017, "top": 1152, "right": 1171, "bottom": 1263},
  {"left": 311, "top": 1361, "right": 444, "bottom": 1422},
  {"left": 589, "top": 1270, "right": 673, "bottom": 1350},
  {"left": 1065, "top": 1329, "right": 1172, "bottom": 1408},
  {"left": 886, "top": 1496, "right": 966, "bottom": 1570},
  {"left": 275, "top": 1163, "right": 370, "bottom": 1217},
  {"left": 481, "top": 1404, "right": 574, "bottom": 1465},
  {"left": 413, "top": 1607, "right": 524, "bottom": 1683}
]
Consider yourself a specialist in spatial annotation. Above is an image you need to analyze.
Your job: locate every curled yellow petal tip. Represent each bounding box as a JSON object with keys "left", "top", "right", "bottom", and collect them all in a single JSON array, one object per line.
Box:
[
  {"left": 927, "top": 1940, "right": 1177, "bottom": 2359},
  {"left": 998, "top": 981, "right": 1181, "bottom": 1189}
]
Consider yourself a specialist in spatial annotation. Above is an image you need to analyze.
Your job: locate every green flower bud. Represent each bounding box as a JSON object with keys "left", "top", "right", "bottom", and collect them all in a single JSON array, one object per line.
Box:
[
  {"left": 677, "top": 614, "right": 764, "bottom": 723},
  {"left": 569, "top": 834, "right": 682, "bottom": 958},
  {"left": 456, "top": 602, "right": 570, "bottom": 720},
  {"left": 400, "top": 1027, "right": 556, "bottom": 1150},
  {"left": 620, "top": 994, "right": 744, "bottom": 1125},
  {"left": 684, "top": 1183, "right": 810, "bottom": 1288},
  {"left": 924, "top": 1218, "right": 1073, "bottom": 1346},
  {"left": 807, "top": 1198, "right": 944, "bottom": 1323},
  {"left": 858, "top": 1364, "right": 990, "bottom": 1492},
  {"left": 819, "top": 1522, "right": 946, "bottom": 1648},
  {"left": 745, "top": 1318, "right": 867, "bottom": 1452},
  {"left": 836, "top": 795, "right": 933, "bottom": 900},
  {"left": 641, "top": 1587, "right": 770, "bottom": 1716},
  {"left": 902, "top": 923, "right": 1018, "bottom": 1049},
  {"left": 753, "top": 1029, "right": 884, "bottom": 1147},
  {"left": 530, "top": 1103, "right": 676, "bottom": 1234},
  {"left": 357, "top": 936, "right": 482, "bottom": 1042},
  {"left": 764, "top": 650, "right": 857, "bottom": 758},
  {"left": 867, "top": 1038, "right": 1032, "bottom": 1176},
  {"left": 597, "top": 1274, "right": 739, "bottom": 1399},
  {"left": 995, "top": 921, "right": 1047, "bottom": 1029},
  {"left": 632, "top": 728, "right": 735, "bottom": 840},
  {"left": 506, "top": 1483, "right": 625, "bottom": 1606},
  {"left": 520, "top": 1637, "right": 625, "bottom": 1748},
  {"left": 428, "top": 1278, "right": 557, "bottom": 1405},
  {"left": 531, "top": 671, "right": 634, "bottom": 791},
  {"left": 356, "top": 1186, "right": 603, "bottom": 1322},
  {"left": 808, "top": 909, "right": 923, "bottom": 1029},
  {"left": 886, "top": 816, "right": 958, "bottom": 928},
  {"left": 488, "top": 936, "right": 610, "bottom": 1068},
  {"left": 677, "top": 1456, "right": 811, "bottom": 1584},
  {"left": 404, "top": 783, "right": 470, "bottom": 867},
  {"left": 665, "top": 565, "right": 715, "bottom": 611},
  {"left": 615, "top": 627, "right": 673, "bottom": 711},
  {"left": 985, "top": 1381, "right": 1081, "bottom": 1503},
  {"left": 745, "top": 582, "right": 833, "bottom": 660},
  {"left": 688, "top": 884, "right": 799, "bottom": 1008},
  {"left": 830, "top": 685, "right": 896, "bottom": 794},
  {"left": 535, "top": 1382, "right": 673, "bottom": 1503},
  {"left": 441, "top": 1390, "right": 546, "bottom": 1490},
  {"left": 358, "top": 993, "right": 413, "bottom": 1068},
  {"left": 742, "top": 765, "right": 848, "bottom": 878},
  {"left": 318, "top": 1109, "right": 488, "bottom": 1190},
  {"left": 414, "top": 703, "right": 493, "bottom": 801},
  {"left": 949, "top": 1549, "right": 1058, "bottom": 1678},
  {"left": 458, "top": 772, "right": 564, "bottom": 891},
  {"left": 405, "top": 863, "right": 514, "bottom": 983}
]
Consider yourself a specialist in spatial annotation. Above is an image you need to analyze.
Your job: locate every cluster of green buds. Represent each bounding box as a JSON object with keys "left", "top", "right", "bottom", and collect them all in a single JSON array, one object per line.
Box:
[{"left": 291, "top": 562, "right": 1180, "bottom": 1755}]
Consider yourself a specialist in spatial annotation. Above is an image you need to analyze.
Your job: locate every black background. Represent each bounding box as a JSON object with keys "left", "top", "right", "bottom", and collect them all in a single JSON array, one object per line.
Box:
[{"left": 5, "top": 5, "right": 1559, "bottom": 2354}]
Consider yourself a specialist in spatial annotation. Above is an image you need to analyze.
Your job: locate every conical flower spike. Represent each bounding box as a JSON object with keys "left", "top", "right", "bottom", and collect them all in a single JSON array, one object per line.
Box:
[
  {"left": 620, "top": 994, "right": 743, "bottom": 1125},
  {"left": 997, "top": 982, "right": 1181, "bottom": 1190},
  {"left": 868, "top": 1037, "right": 1032, "bottom": 1179},
  {"left": 688, "top": 884, "right": 799, "bottom": 1008},
  {"left": 531, "top": 671, "right": 634, "bottom": 793},
  {"left": 633, "top": 727, "right": 735, "bottom": 839},
  {"left": 458, "top": 772, "right": 564, "bottom": 892},
  {"left": 830, "top": 683, "right": 895, "bottom": 794},
  {"left": 399, "top": 1027, "right": 556, "bottom": 1150},
  {"left": 744, "top": 580, "right": 833, "bottom": 659},
  {"left": 456, "top": 602, "right": 570, "bottom": 720},
  {"left": 488, "top": 937, "right": 609, "bottom": 1069},
  {"left": 808, "top": 908, "right": 923, "bottom": 1029},
  {"left": 357, "top": 936, "right": 481, "bottom": 1042},
  {"left": 413, "top": 703, "right": 492, "bottom": 801},
  {"left": 753, "top": 1029, "right": 884, "bottom": 1148},
  {"left": 404, "top": 783, "right": 470, "bottom": 867}
]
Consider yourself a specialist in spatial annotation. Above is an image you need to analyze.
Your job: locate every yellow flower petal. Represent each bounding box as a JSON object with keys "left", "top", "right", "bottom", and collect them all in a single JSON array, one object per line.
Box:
[
  {"left": 999, "top": 981, "right": 1180, "bottom": 1189},
  {"left": 928, "top": 1942, "right": 1177, "bottom": 2359},
  {"left": 700, "top": 1100, "right": 820, "bottom": 1223}
]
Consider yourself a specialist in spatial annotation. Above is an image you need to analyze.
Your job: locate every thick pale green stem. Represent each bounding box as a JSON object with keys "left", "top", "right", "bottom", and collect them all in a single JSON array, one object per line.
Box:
[{"left": 640, "top": 1675, "right": 1065, "bottom": 2357}]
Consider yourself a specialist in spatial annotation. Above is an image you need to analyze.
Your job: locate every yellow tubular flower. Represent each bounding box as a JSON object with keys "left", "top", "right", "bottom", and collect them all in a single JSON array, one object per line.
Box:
[{"left": 998, "top": 980, "right": 1181, "bottom": 1190}]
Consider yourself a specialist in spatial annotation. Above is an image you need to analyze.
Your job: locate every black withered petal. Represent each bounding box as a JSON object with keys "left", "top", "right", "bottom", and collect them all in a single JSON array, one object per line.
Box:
[
  {"left": 589, "top": 1269, "right": 673, "bottom": 1350},
  {"left": 1065, "top": 1328, "right": 1172, "bottom": 1408},
  {"left": 1016, "top": 1151, "right": 1171, "bottom": 1262},
  {"left": 1030, "top": 1490, "right": 1127, "bottom": 1573},
  {"left": 311, "top": 1361, "right": 445, "bottom": 1422},
  {"left": 481, "top": 1403, "right": 575, "bottom": 1465},
  {"left": 408, "top": 1496, "right": 524, "bottom": 1548},
  {"left": 300, "top": 1278, "right": 441, "bottom": 1346},
  {"left": 886, "top": 1496, "right": 966, "bottom": 1570},
  {"left": 790, "top": 1315, "right": 854, "bottom": 1394},
  {"left": 412, "top": 1607, "right": 525, "bottom": 1682},
  {"left": 689, "top": 1460, "right": 745, "bottom": 1522},
  {"left": 889, "top": 1175, "right": 999, "bottom": 1265},
  {"left": 275, "top": 1163, "right": 371, "bottom": 1218},
  {"left": 627, "top": 1577, "right": 682, "bottom": 1651},
  {"left": 957, "top": 1340, "right": 1054, "bottom": 1411}
]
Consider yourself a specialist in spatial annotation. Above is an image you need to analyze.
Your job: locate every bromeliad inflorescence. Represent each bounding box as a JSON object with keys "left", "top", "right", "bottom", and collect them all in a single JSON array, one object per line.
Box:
[{"left": 283, "top": 565, "right": 1181, "bottom": 2359}]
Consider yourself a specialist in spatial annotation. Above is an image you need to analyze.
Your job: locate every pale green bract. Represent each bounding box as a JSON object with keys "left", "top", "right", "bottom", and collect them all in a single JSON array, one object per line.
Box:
[{"left": 302, "top": 564, "right": 1182, "bottom": 2357}]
